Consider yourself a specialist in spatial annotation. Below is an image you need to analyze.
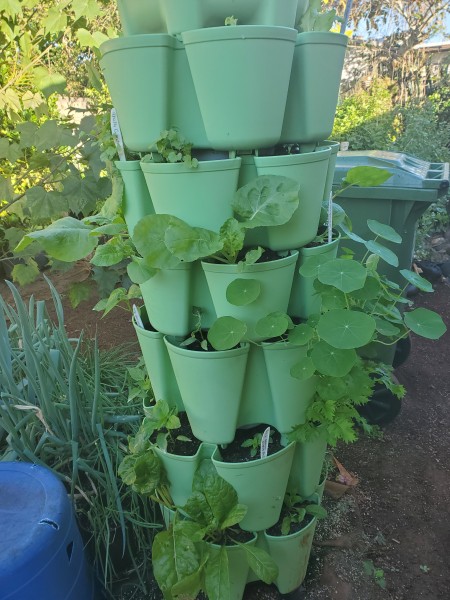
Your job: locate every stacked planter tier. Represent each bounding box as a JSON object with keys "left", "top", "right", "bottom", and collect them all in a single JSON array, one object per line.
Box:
[{"left": 105, "top": 2, "right": 349, "bottom": 596}]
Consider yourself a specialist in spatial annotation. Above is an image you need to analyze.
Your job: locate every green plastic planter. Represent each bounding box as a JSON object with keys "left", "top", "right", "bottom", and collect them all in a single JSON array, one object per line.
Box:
[
  {"left": 133, "top": 311, "right": 183, "bottom": 410},
  {"left": 264, "top": 515, "right": 317, "bottom": 593},
  {"left": 281, "top": 32, "right": 348, "bottom": 147},
  {"left": 202, "top": 252, "right": 298, "bottom": 341},
  {"left": 288, "top": 235, "right": 340, "bottom": 319},
  {"left": 140, "top": 157, "right": 241, "bottom": 231},
  {"left": 262, "top": 341, "right": 317, "bottom": 433},
  {"left": 321, "top": 140, "right": 340, "bottom": 201},
  {"left": 252, "top": 146, "right": 331, "bottom": 250},
  {"left": 154, "top": 442, "right": 216, "bottom": 507},
  {"left": 115, "top": 161, "right": 154, "bottom": 236},
  {"left": 100, "top": 35, "right": 174, "bottom": 152},
  {"left": 207, "top": 535, "right": 258, "bottom": 600},
  {"left": 164, "top": 337, "right": 250, "bottom": 445},
  {"left": 116, "top": 0, "right": 166, "bottom": 35},
  {"left": 182, "top": 26, "right": 297, "bottom": 150},
  {"left": 212, "top": 442, "right": 296, "bottom": 531},
  {"left": 163, "top": 0, "right": 298, "bottom": 34},
  {"left": 288, "top": 435, "right": 327, "bottom": 498},
  {"left": 140, "top": 263, "right": 193, "bottom": 337}
]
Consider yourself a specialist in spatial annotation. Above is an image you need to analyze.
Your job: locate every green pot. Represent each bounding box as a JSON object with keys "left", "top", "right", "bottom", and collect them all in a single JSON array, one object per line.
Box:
[
  {"left": 133, "top": 311, "right": 182, "bottom": 410},
  {"left": 140, "top": 158, "right": 241, "bottom": 231},
  {"left": 116, "top": 0, "right": 166, "bottom": 35},
  {"left": 288, "top": 434, "right": 327, "bottom": 498},
  {"left": 264, "top": 515, "right": 317, "bottom": 593},
  {"left": 164, "top": 337, "right": 250, "bottom": 445},
  {"left": 115, "top": 161, "right": 154, "bottom": 236},
  {"left": 163, "top": 0, "right": 298, "bottom": 34},
  {"left": 100, "top": 35, "right": 174, "bottom": 152},
  {"left": 154, "top": 442, "right": 215, "bottom": 507},
  {"left": 207, "top": 534, "right": 257, "bottom": 600},
  {"left": 281, "top": 32, "right": 348, "bottom": 146},
  {"left": 288, "top": 235, "right": 340, "bottom": 319},
  {"left": 201, "top": 252, "right": 298, "bottom": 342},
  {"left": 140, "top": 262, "right": 193, "bottom": 337},
  {"left": 252, "top": 146, "right": 331, "bottom": 250},
  {"left": 212, "top": 442, "right": 296, "bottom": 531},
  {"left": 238, "top": 344, "right": 274, "bottom": 428},
  {"left": 262, "top": 341, "right": 317, "bottom": 433},
  {"left": 182, "top": 26, "right": 297, "bottom": 150},
  {"left": 321, "top": 140, "right": 340, "bottom": 201}
]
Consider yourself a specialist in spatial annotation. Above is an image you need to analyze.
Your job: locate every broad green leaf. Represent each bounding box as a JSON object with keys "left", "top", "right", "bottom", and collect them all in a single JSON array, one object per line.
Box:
[
  {"left": 316, "top": 376, "right": 348, "bottom": 401},
  {"left": 118, "top": 451, "right": 162, "bottom": 495},
  {"left": 43, "top": 6, "right": 67, "bottom": 34},
  {"left": 317, "top": 309, "right": 376, "bottom": 349},
  {"left": 244, "top": 246, "right": 263, "bottom": 265},
  {"left": 317, "top": 285, "right": 347, "bottom": 310},
  {"left": 339, "top": 221, "right": 366, "bottom": 244},
  {"left": 221, "top": 504, "right": 248, "bottom": 529},
  {"left": 91, "top": 240, "right": 129, "bottom": 267},
  {"left": 374, "top": 317, "right": 400, "bottom": 337},
  {"left": 63, "top": 174, "right": 111, "bottom": 215},
  {"left": 68, "top": 281, "right": 91, "bottom": 308},
  {"left": 288, "top": 323, "right": 314, "bottom": 345},
  {"left": 232, "top": 175, "right": 300, "bottom": 229},
  {"left": 367, "top": 220, "right": 402, "bottom": 243},
  {"left": 310, "top": 341, "right": 357, "bottom": 376},
  {"left": 207, "top": 317, "right": 247, "bottom": 351},
  {"left": 255, "top": 312, "right": 290, "bottom": 339},
  {"left": 11, "top": 258, "right": 39, "bottom": 286},
  {"left": 306, "top": 504, "right": 327, "bottom": 518},
  {"left": 166, "top": 222, "right": 222, "bottom": 263},
  {"left": 364, "top": 240, "right": 399, "bottom": 267},
  {"left": 91, "top": 222, "right": 127, "bottom": 236},
  {"left": 127, "top": 257, "right": 158, "bottom": 284},
  {"left": 343, "top": 166, "right": 392, "bottom": 187},
  {"left": 350, "top": 275, "right": 381, "bottom": 301},
  {"left": 299, "top": 253, "right": 336, "bottom": 278},
  {"left": 219, "top": 217, "right": 245, "bottom": 263},
  {"left": 226, "top": 278, "right": 261, "bottom": 306},
  {"left": 171, "top": 563, "right": 204, "bottom": 599},
  {"left": 318, "top": 259, "right": 367, "bottom": 293},
  {"left": 404, "top": 308, "right": 446, "bottom": 340},
  {"left": 290, "top": 356, "right": 316, "bottom": 380},
  {"left": 76, "top": 28, "right": 97, "bottom": 48},
  {"left": 240, "top": 543, "right": 278, "bottom": 584},
  {"left": 14, "top": 217, "right": 97, "bottom": 261},
  {"left": 205, "top": 547, "right": 230, "bottom": 600},
  {"left": 400, "top": 269, "right": 434, "bottom": 293},
  {"left": 93, "top": 287, "right": 127, "bottom": 316},
  {"left": 133, "top": 214, "right": 181, "bottom": 269},
  {"left": 0, "top": 175, "right": 14, "bottom": 202},
  {"left": 100, "top": 176, "right": 124, "bottom": 220},
  {"left": 26, "top": 187, "right": 69, "bottom": 220},
  {"left": 0, "top": 0, "right": 21, "bottom": 17},
  {"left": 17, "top": 121, "right": 38, "bottom": 148}
]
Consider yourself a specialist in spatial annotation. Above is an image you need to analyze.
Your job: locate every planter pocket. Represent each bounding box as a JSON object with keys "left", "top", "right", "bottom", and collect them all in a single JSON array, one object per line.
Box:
[
  {"left": 288, "top": 435, "right": 327, "bottom": 498},
  {"left": 115, "top": 160, "right": 154, "bottom": 236}
]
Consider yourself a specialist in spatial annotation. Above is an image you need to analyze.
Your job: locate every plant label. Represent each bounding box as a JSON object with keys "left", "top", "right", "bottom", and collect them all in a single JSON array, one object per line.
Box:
[
  {"left": 260, "top": 426, "right": 271, "bottom": 459},
  {"left": 133, "top": 304, "right": 144, "bottom": 329},
  {"left": 110, "top": 108, "right": 126, "bottom": 162}
]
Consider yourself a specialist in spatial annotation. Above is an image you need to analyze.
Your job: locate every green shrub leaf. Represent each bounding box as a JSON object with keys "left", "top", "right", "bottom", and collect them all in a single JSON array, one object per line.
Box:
[{"left": 367, "top": 219, "right": 402, "bottom": 243}]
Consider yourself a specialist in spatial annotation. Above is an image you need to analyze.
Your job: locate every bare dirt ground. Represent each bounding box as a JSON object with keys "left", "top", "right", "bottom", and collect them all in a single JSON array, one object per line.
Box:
[{"left": 1, "top": 266, "right": 449, "bottom": 600}]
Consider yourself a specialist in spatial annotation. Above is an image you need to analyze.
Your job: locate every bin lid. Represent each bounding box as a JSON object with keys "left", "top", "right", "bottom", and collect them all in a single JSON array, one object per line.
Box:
[
  {"left": 334, "top": 151, "right": 449, "bottom": 196},
  {"left": 0, "top": 462, "right": 72, "bottom": 575}
]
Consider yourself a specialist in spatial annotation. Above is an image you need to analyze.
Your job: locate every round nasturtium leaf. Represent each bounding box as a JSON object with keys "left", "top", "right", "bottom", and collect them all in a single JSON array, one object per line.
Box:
[
  {"left": 374, "top": 317, "right": 401, "bottom": 338},
  {"left": 318, "top": 259, "right": 367, "bottom": 293},
  {"left": 350, "top": 275, "right": 381, "bottom": 301},
  {"left": 288, "top": 323, "right": 314, "bottom": 345},
  {"left": 207, "top": 316, "right": 247, "bottom": 351},
  {"left": 320, "top": 287, "right": 347, "bottom": 310},
  {"left": 299, "top": 254, "right": 333, "bottom": 278},
  {"left": 226, "top": 278, "right": 261, "bottom": 306},
  {"left": 255, "top": 312, "right": 289, "bottom": 339},
  {"left": 310, "top": 341, "right": 357, "bottom": 377},
  {"left": 317, "top": 309, "right": 376, "bottom": 349},
  {"left": 367, "top": 219, "right": 402, "bottom": 243},
  {"left": 400, "top": 269, "right": 434, "bottom": 293},
  {"left": 290, "top": 356, "right": 316, "bottom": 380},
  {"left": 364, "top": 240, "right": 399, "bottom": 267},
  {"left": 404, "top": 308, "right": 446, "bottom": 340}
]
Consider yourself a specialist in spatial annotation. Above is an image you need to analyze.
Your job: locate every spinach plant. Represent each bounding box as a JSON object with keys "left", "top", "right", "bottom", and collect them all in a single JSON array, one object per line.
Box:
[{"left": 152, "top": 462, "right": 278, "bottom": 600}]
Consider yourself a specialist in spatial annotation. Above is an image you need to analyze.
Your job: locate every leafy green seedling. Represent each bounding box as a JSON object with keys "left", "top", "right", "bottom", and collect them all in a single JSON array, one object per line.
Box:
[
  {"left": 280, "top": 492, "right": 327, "bottom": 535},
  {"left": 241, "top": 429, "right": 274, "bottom": 458},
  {"left": 142, "top": 128, "right": 199, "bottom": 168},
  {"left": 363, "top": 559, "right": 387, "bottom": 589}
]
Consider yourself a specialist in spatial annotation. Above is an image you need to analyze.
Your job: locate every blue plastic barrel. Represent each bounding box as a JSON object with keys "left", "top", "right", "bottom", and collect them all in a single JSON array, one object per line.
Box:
[{"left": 0, "top": 462, "right": 95, "bottom": 600}]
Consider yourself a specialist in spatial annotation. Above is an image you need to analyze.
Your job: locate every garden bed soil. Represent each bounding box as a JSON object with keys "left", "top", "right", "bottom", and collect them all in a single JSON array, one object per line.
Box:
[{"left": 2, "top": 265, "right": 450, "bottom": 600}]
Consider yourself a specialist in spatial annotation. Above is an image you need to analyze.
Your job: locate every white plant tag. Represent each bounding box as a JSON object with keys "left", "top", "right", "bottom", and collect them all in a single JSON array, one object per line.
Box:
[
  {"left": 260, "top": 426, "right": 271, "bottom": 459},
  {"left": 110, "top": 108, "right": 126, "bottom": 162},
  {"left": 328, "top": 192, "right": 333, "bottom": 244},
  {"left": 132, "top": 304, "right": 144, "bottom": 329}
]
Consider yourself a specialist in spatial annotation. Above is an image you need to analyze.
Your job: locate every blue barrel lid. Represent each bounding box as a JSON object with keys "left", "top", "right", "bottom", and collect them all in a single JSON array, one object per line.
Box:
[
  {"left": 334, "top": 150, "right": 449, "bottom": 194},
  {"left": 0, "top": 462, "right": 73, "bottom": 576}
]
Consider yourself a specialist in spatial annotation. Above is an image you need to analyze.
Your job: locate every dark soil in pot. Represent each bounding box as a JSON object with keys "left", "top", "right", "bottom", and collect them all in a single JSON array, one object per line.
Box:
[
  {"left": 151, "top": 412, "right": 202, "bottom": 457},
  {"left": 218, "top": 424, "right": 284, "bottom": 463},
  {"left": 266, "top": 506, "right": 315, "bottom": 537}
]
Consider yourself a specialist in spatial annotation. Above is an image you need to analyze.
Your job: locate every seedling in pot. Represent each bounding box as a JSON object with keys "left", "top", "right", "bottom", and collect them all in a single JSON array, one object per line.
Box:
[
  {"left": 180, "top": 308, "right": 248, "bottom": 352},
  {"left": 241, "top": 427, "right": 274, "bottom": 458},
  {"left": 142, "top": 128, "right": 199, "bottom": 168},
  {"left": 278, "top": 492, "right": 327, "bottom": 536}
]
